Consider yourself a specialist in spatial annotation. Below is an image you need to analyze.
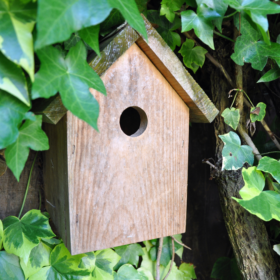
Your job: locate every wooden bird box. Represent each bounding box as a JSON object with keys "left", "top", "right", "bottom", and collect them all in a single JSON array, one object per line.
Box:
[{"left": 41, "top": 16, "right": 218, "bottom": 255}]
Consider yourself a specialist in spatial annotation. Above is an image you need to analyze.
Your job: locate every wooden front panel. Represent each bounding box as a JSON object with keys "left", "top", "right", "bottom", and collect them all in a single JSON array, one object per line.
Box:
[{"left": 67, "top": 44, "right": 189, "bottom": 254}]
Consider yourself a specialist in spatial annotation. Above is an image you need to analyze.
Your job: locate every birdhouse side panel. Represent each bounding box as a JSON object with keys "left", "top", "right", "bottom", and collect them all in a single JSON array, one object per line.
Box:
[
  {"left": 43, "top": 115, "right": 71, "bottom": 249},
  {"left": 67, "top": 43, "right": 189, "bottom": 255}
]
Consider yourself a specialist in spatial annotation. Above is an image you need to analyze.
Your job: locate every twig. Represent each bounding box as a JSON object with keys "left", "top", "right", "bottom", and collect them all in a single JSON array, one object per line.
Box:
[
  {"left": 202, "top": 159, "right": 219, "bottom": 170},
  {"left": 163, "top": 238, "right": 175, "bottom": 280},
  {"left": 172, "top": 236, "right": 192, "bottom": 250},
  {"left": 156, "top": 238, "right": 164, "bottom": 280},
  {"left": 18, "top": 152, "right": 38, "bottom": 218},
  {"left": 214, "top": 30, "right": 235, "bottom": 42}
]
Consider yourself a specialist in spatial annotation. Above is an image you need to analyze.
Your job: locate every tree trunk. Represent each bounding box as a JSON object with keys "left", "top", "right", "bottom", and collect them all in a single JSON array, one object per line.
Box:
[{"left": 210, "top": 41, "right": 280, "bottom": 279}]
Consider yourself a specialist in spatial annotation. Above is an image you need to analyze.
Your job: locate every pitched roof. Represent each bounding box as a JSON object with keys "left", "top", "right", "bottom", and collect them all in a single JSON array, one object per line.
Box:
[{"left": 35, "top": 15, "right": 218, "bottom": 124}]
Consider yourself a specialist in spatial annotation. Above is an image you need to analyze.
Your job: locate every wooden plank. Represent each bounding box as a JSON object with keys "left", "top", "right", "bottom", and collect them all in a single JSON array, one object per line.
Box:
[
  {"left": 33, "top": 95, "right": 67, "bottom": 125},
  {"left": 43, "top": 116, "right": 71, "bottom": 249},
  {"left": 67, "top": 44, "right": 189, "bottom": 254},
  {"left": 136, "top": 15, "right": 219, "bottom": 123}
]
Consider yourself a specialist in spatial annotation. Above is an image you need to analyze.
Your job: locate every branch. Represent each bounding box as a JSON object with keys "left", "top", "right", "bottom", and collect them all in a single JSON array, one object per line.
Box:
[
  {"left": 172, "top": 236, "right": 192, "bottom": 250},
  {"left": 163, "top": 238, "right": 175, "bottom": 280},
  {"left": 156, "top": 238, "right": 163, "bottom": 280}
]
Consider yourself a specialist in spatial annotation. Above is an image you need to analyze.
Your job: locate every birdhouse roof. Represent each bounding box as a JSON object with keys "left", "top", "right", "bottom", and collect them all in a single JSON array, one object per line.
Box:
[{"left": 35, "top": 15, "right": 218, "bottom": 124}]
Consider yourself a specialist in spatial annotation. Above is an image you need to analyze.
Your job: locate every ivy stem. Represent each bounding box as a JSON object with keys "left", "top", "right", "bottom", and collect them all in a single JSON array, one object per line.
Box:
[
  {"left": 156, "top": 238, "right": 163, "bottom": 280},
  {"left": 254, "top": 151, "right": 280, "bottom": 156},
  {"left": 223, "top": 10, "right": 238, "bottom": 18},
  {"left": 230, "top": 92, "right": 239, "bottom": 109},
  {"left": 18, "top": 152, "right": 38, "bottom": 219},
  {"left": 213, "top": 31, "right": 235, "bottom": 42}
]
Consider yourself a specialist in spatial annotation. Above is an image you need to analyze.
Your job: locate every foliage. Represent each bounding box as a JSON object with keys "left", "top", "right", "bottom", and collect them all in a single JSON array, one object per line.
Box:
[
  {"left": 0, "top": 210, "right": 196, "bottom": 280},
  {"left": 250, "top": 102, "right": 266, "bottom": 122},
  {"left": 211, "top": 257, "right": 242, "bottom": 280},
  {"left": 221, "top": 108, "right": 240, "bottom": 130}
]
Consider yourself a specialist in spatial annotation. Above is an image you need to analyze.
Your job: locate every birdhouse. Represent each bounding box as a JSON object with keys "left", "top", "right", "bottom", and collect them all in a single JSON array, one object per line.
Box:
[{"left": 40, "top": 16, "right": 218, "bottom": 255}]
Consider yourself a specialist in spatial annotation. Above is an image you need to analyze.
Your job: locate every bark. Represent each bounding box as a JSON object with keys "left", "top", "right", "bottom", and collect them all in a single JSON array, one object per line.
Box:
[{"left": 210, "top": 41, "right": 280, "bottom": 279}]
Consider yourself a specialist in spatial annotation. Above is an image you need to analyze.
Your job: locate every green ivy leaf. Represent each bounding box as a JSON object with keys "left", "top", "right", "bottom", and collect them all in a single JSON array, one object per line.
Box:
[
  {"left": 114, "top": 264, "right": 148, "bottom": 280},
  {"left": 100, "top": 9, "right": 125, "bottom": 36},
  {"left": 257, "top": 66, "right": 280, "bottom": 83},
  {"left": 80, "top": 249, "right": 121, "bottom": 280},
  {"left": 35, "top": 0, "right": 112, "bottom": 49},
  {"left": 231, "top": 14, "right": 280, "bottom": 70},
  {"left": 107, "top": 0, "right": 147, "bottom": 40},
  {"left": 219, "top": 131, "right": 254, "bottom": 170},
  {"left": 0, "top": 220, "right": 3, "bottom": 250},
  {"left": 160, "top": 0, "right": 185, "bottom": 22},
  {"left": 179, "top": 263, "right": 197, "bottom": 279},
  {"left": 147, "top": 10, "right": 181, "bottom": 50},
  {"left": 2, "top": 210, "right": 55, "bottom": 264},
  {"left": 79, "top": 25, "right": 101, "bottom": 56},
  {"left": 29, "top": 243, "right": 88, "bottom": 280},
  {"left": 211, "top": 257, "right": 242, "bottom": 280},
  {"left": 239, "top": 167, "right": 265, "bottom": 200},
  {"left": 114, "top": 244, "right": 144, "bottom": 270},
  {"left": 221, "top": 108, "right": 240, "bottom": 130},
  {"left": 20, "top": 241, "right": 52, "bottom": 279},
  {"left": 5, "top": 115, "right": 49, "bottom": 181},
  {"left": 233, "top": 191, "right": 280, "bottom": 221},
  {"left": 64, "top": 33, "right": 81, "bottom": 51},
  {"left": 257, "top": 156, "right": 280, "bottom": 183},
  {"left": 181, "top": 4, "right": 215, "bottom": 49},
  {"left": 137, "top": 268, "right": 154, "bottom": 280},
  {"left": 136, "top": 0, "right": 148, "bottom": 15},
  {"left": 0, "top": 52, "right": 29, "bottom": 106},
  {"left": 0, "top": 91, "right": 29, "bottom": 149},
  {"left": 273, "top": 183, "right": 280, "bottom": 194},
  {"left": 0, "top": 0, "right": 36, "bottom": 80},
  {"left": 225, "top": 0, "right": 280, "bottom": 44},
  {"left": 0, "top": 251, "right": 25, "bottom": 280},
  {"left": 196, "top": 0, "right": 228, "bottom": 32},
  {"left": 250, "top": 102, "right": 266, "bottom": 122},
  {"left": 32, "top": 41, "right": 106, "bottom": 131},
  {"left": 178, "top": 39, "right": 207, "bottom": 73}
]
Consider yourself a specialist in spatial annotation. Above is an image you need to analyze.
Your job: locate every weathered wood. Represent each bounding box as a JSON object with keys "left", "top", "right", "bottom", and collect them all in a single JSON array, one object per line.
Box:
[
  {"left": 44, "top": 44, "right": 189, "bottom": 255},
  {"left": 136, "top": 15, "right": 219, "bottom": 123},
  {"left": 33, "top": 94, "right": 67, "bottom": 125},
  {"left": 0, "top": 151, "right": 42, "bottom": 219},
  {"left": 43, "top": 116, "right": 71, "bottom": 249}
]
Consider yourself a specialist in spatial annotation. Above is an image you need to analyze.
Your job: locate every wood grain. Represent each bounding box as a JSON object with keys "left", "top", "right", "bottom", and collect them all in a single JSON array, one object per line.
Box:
[
  {"left": 136, "top": 15, "right": 219, "bottom": 123},
  {"left": 58, "top": 44, "right": 190, "bottom": 254}
]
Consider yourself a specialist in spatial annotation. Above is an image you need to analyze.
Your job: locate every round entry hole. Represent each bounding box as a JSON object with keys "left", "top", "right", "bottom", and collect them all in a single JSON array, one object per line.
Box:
[{"left": 120, "top": 106, "right": 148, "bottom": 137}]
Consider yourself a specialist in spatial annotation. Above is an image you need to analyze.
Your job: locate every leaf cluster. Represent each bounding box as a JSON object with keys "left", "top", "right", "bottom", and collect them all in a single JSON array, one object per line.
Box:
[{"left": 0, "top": 210, "right": 197, "bottom": 280}]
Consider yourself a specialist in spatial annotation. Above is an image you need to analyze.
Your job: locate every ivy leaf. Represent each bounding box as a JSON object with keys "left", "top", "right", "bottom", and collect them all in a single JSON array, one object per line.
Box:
[
  {"left": 137, "top": 268, "right": 154, "bottom": 280},
  {"left": 231, "top": 14, "right": 280, "bottom": 70},
  {"left": 0, "top": 52, "right": 29, "bottom": 106},
  {"left": 196, "top": 0, "right": 228, "bottom": 32},
  {"left": 239, "top": 167, "right": 265, "bottom": 200},
  {"left": 20, "top": 241, "right": 52, "bottom": 279},
  {"left": 273, "top": 244, "right": 280, "bottom": 256},
  {"left": 5, "top": 115, "right": 49, "bottom": 181},
  {"left": 160, "top": 0, "right": 185, "bottom": 22},
  {"left": 136, "top": 0, "right": 148, "bottom": 15},
  {"left": 233, "top": 191, "right": 280, "bottom": 222},
  {"left": 219, "top": 131, "right": 254, "bottom": 170},
  {"left": 0, "top": 91, "right": 29, "bottom": 149},
  {"left": 179, "top": 263, "right": 197, "bottom": 279},
  {"left": 114, "top": 244, "right": 144, "bottom": 270},
  {"left": 64, "top": 33, "right": 81, "bottom": 51},
  {"left": 257, "top": 157, "right": 280, "bottom": 183},
  {"left": 32, "top": 41, "right": 106, "bottom": 131},
  {"left": 225, "top": 0, "right": 280, "bottom": 44},
  {"left": 147, "top": 10, "right": 181, "bottom": 50},
  {"left": 80, "top": 249, "right": 121, "bottom": 280},
  {"left": 2, "top": 210, "right": 55, "bottom": 264},
  {"left": 257, "top": 66, "right": 280, "bottom": 83},
  {"left": 0, "top": 220, "right": 3, "bottom": 250},
  {"left": 107, "top": 0, "right": 147, "bottom": 40},
  {"left": 114, "top": 264, "right": 149, "bottom": 280},
  {"left": 178, "top": 39, "right": 207, "bottom": 73},
  {"left": 0, "top": 0, "right": 36, "bottom": 80},
  {"left": 211, "top": 257, "right": 242, "bottom": 280},
  {"left": 35, "top": 0, "right": 112, "bottom": 49},
  {"left": 78, "top": 25, "right": 101, "bottom": 56},
  {"left": 100, "top": 9, "right": 125, "bottom": 36},
  {"left": 221, "top": 108, "right": 240, "bottom": 130},
  {"left": 181, "top": 4, "right": 215, "bottom": 49},
  {"left": 250, "top": 102, "right": 266, "bottom": 122},
  {"left": 29, "top": 243, "right": 88, "bottom": 280},
  {"left": 0, "top": 252, "right": 25, "bottom": 280}
]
